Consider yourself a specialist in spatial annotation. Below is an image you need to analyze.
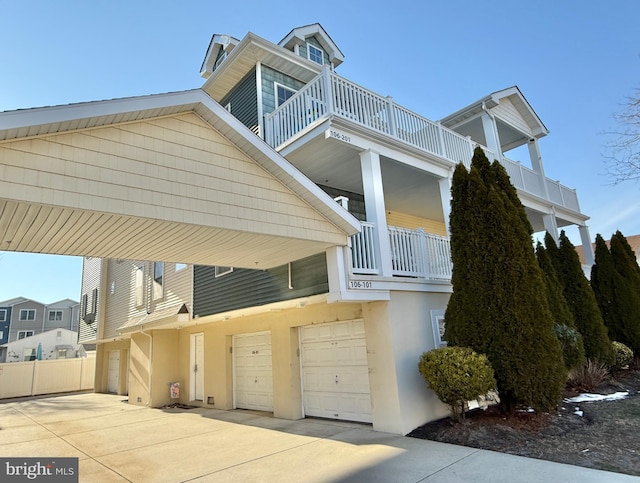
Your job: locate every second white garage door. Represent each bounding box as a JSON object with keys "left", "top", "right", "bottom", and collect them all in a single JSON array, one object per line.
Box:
[
  {"left": 300, "top": 320, "right": 372, "bottom": 423},
  {"left": 234, "top": 331, "right": 273, "bottom": 411}
]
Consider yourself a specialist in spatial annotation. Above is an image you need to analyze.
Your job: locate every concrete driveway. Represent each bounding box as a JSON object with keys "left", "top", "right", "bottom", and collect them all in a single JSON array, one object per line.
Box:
[{"left": 0, "top": 392, "right": 636, "bottom": 482}]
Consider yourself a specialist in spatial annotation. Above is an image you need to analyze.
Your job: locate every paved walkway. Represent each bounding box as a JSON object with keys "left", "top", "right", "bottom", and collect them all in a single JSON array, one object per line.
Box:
[{"left": 0, "top": 392, "right": 637, "bottom": 482}]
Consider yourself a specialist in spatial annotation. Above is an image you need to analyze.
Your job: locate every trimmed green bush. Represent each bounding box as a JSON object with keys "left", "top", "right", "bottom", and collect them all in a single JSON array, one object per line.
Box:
[
  {"left": 418, "top": 346, "right": 496, "bottom": 422},
  {"left": 611, "top": 341, "right": 634, "bottom": 371},
  {"left": 554, "top": 324, "right": 586, "bottom": 370}
]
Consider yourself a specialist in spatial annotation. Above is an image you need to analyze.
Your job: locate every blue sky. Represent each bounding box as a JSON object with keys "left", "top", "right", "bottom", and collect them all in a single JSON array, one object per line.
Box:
[{"left": 1, "top": 0, "right": 639, "bottom": 303}]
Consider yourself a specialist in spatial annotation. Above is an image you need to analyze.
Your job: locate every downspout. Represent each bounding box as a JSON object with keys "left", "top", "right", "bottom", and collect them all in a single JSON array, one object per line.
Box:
[{"left": 140, "top": 329, "right": 153, "bottom": 407}]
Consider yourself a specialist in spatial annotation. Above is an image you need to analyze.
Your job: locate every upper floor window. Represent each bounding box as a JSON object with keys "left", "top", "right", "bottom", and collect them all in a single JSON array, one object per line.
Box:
[
  {"left": 307, "top": 44, "right": 324, "bottom": 65},
  {"left": 215, "top": 266, "right": 233, "bottom": 278},
  {"left": 18, "top": 330, "right": 34, "bottom": 339},
  {"left": 153, "top": 262, "right": 164, "bottom": 300},
  {"left": 20, "top": 309, "right": 36, "bottom": 321},
  {"left": 48, "top": 310, "right": 63, "bottom": 321},
  {"left": 275, "top": 83, "right": 296, "bottom": 107},
  {"left": 0, "top": 309, "right": 6, "bottom": 322}
]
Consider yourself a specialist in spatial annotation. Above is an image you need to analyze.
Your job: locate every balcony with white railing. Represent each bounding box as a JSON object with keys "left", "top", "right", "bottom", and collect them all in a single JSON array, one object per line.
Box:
[
  {"left": 350, "top": 223, "right": 452, "bottom": 281},
  {"left": 264, "top": 68, "right": 581, "bottom": 214}
]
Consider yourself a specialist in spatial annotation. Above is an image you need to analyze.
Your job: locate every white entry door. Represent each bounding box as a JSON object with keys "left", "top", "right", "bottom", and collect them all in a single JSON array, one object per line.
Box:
[
  {"left": 300, "top": 320, "right": 372, "bottom": 423},
  {"left": 108, "top": 350, "right": 120, "bottom": 394},
  {"left": 233, "top": 331, "right": 273, "bottom": 411},
  {"left": 190, "top": 333, "right": 204, "bottom": 401}
]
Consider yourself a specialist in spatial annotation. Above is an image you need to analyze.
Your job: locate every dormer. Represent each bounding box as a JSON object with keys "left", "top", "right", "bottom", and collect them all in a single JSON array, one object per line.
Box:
[
  {"left": 200, "top": 34, "right": 240, "bottom": 79},
  {"left": 278, "top": 23, "right": 344, "bottom": 69}
]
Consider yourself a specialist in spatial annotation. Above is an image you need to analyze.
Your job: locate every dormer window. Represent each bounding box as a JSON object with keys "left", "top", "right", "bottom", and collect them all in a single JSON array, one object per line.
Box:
[{"left": 307, "top": 44, "right": 324, "bottom": 65}]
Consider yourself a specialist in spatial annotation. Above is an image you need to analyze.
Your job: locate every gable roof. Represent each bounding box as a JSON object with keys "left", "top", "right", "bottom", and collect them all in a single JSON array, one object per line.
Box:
[
  {"left": 278, "top": 23, "right": 345, "bottom": 68},
  {"left": 0, "top": 90, "right": 360, "bottom": 268},
  {"left": 200, "top": 34, "right": 240, "bottom": 79}
]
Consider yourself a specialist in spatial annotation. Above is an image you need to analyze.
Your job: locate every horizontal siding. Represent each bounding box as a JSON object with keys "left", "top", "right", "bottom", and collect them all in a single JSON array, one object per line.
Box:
[
  {"left": 220, "top": 68, "right": 259, "bottom": 134},
  {"left": 261, "top": 66, "right": 306, "bottom": 115},
  {"left": 193, "top": 253, "right": 328, "bottom": 317},
  {"left": 385, "top": 211, "right": 447, "bottom": 236},
  {"left": 317, "top": 184, "right": 366, "bottom": 221},
  {"left": 492, "top": 97, "right": 531, "bottom": 136},
  {"left": 103, "top": 260, "right": 193, "bottom": 338}
]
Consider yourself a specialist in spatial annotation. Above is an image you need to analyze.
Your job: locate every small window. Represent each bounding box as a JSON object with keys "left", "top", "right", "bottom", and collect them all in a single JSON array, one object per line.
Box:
[
  {"left": 0, "top": 309, "right": 6, "bottom": 322},
  {"left": 57, "top": 349, "right": 68, "bottom": 359},
  {"left": 23, "top": 348, "right": 36, "bottom": 361},
  {"left": 175, "top": 263, "right": 187, "bottom": 272},
  {"left": 0, "top": 331, "right": 4, "bottom": 339},
  {"left": 307, "top": 44, "right": 324, "bottom": 65},
  {"left": 153, "top": 262, "right": 164, "bottom": 300},
  {"left": 431, "top": 310, "right": 447, "bottom": 348},
  {"left": 18, "top": 330, "right": 34, "bottom": 340},
  {"left": 225, "top": 102, "right": 232, "bottom": 113},
  {"left": 110, "top": 280, "right": 116, "bottom": 295},
  {"left": 48, "top": 310, "right": 63, "bottom": 321},
  {"left": 275, "top": 83, "right": 296, "bottom": 107},
  {"left": 215, "top": 266, "right": 233, "bottom": 278},
  {"left": 19, "top": 309, "right": 36, "bottom": 321}
]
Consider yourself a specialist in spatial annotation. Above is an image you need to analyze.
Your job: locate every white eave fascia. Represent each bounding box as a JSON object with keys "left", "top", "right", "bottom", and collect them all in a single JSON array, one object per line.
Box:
[
  {"left": 200, "top": 33, "right": 240, "bottom": 78},
  {"left": 0, "top": 89, "right": 361, "bottom": 237}
]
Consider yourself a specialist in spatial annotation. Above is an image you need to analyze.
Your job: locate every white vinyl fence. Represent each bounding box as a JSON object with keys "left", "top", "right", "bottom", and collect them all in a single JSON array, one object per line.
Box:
[{"left": 0, "top": 355, "right": 95, "bottom": 399}]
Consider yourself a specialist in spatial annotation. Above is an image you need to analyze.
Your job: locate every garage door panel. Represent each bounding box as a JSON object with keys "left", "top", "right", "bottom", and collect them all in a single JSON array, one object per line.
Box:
[
  {"left": 301, "top": 320, "right": 372, "bottom": 423},
  {"left": 234, "top": 332, "right": 273, "bottom": 412}
]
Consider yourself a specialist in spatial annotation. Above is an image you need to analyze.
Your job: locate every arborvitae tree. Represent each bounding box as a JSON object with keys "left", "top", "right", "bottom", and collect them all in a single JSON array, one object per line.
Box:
[
  {"left": 609, "top": 231, "right": 640, "bottom": 353},
  {"left": 445, "top": 147, "right": 566, "bottom": 414},
  {"left": 545, "top": 231, "right": 614, "bottom": 365},
  {"left": 591, "top": 234, "right": 625, "bottom": 343},
  {"left": 536, "top": 242, "right": 585, "bottom": 369}
]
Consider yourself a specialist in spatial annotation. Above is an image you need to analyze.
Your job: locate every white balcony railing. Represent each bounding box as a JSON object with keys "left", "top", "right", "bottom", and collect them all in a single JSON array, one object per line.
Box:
[
  {"left": 264, "top": 68, "right": 581, "bottom": 213},
  {"left": 350, "top": 223, "right": 452, "bottom": 281}
]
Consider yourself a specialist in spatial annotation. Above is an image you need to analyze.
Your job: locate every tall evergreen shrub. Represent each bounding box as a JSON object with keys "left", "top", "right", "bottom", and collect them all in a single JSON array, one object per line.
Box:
[
  {"left": 545, "top": 231, "right": 614, "bottom": 365},
  {"left": 445, "top": 147, "right": 566, "bottom": 413},
  {"left": 609, "top": 232, "right": 640, "bottom": 353}
]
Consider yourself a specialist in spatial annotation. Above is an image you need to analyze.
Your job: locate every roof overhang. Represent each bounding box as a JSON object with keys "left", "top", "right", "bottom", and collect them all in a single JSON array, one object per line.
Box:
[
  {"left": 201, "top": 32, "right": 324, "bottom": 102},
  {"left": 0, "top": 90, "right": 361, "bottom": 268},
  {"left": 200, "top": 34, "right": 240, "bottom": 79}
]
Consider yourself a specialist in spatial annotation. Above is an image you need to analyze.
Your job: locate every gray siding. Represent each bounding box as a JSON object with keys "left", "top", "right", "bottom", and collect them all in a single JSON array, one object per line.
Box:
[
  {"left": 193, "top": 253, "right": 328, "bottom": 317},
  {"left": 261, "top": 66, "right": 306, "bottom": 116},
  {"left": 317, "top": 184, "right": 366, "bottom": 221},
  {"left": 220, "top": 68, "right": 259, "bottom": 134},
  {"left": 8, "top": 301, "right": 45, "bottom": 342}
]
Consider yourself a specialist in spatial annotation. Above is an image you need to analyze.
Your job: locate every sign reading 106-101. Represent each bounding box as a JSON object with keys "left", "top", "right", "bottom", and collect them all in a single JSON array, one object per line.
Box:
[{"left": 348, "top": 280, "right": 374, "bottom": 289}]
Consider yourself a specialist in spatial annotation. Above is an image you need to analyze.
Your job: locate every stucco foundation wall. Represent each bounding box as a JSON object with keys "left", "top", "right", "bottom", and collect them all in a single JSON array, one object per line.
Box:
[
  {"left": 364, "top": 292, "right": 451, "bottom": 434},
  {"left": 96, "top": 339, "right": 130, "bottom": 395},
  {"left": 175, "top": 301, "right": 363, "bottom": 419},
  {"left": 149, "top": 330, "right": 180, "bottom": 407},
  {"left": 129, "top": 333, "right": 151, "bottom": 406}
]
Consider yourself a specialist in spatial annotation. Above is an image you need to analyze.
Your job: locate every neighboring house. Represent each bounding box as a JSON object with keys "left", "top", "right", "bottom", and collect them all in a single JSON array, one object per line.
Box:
[
  {"left": 71, "top": 23, "right": 589, "bottom": 435},
  {"left": 0, "top": 328, "right": 85, "bottom": 363},
  {"left": 0, "top": 297, "right": 80, "bottom": 344},
  {"left": 576, "top": 234, "right": 640, "bottom": 275}
]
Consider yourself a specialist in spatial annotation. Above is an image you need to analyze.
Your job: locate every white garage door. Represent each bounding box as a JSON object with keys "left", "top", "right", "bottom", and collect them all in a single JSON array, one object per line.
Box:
[
  {"left": 234, "top": 331, "right": 273, "bottom": 411},
  {"left": 300, "top": 320, "right": 372, "bottom": 423}
]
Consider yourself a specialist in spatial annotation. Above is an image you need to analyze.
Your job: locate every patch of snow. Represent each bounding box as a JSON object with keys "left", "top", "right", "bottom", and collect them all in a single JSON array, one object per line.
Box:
[
  {"left": 574, "top": 408, "right": 583, "bottom": 417},
  {"left": 564, "top": 391, "right": 629, "bottom": 403}
]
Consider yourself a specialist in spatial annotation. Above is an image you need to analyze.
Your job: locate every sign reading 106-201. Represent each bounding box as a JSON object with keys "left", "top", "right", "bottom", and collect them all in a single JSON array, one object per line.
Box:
[{"left": 326, "top": 129, "right": 352, "bottom": 144}]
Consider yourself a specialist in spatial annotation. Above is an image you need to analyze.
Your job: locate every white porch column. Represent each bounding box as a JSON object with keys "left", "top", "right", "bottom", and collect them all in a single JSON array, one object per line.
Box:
[
  {"left": 438, "top": 176, "right": 452, "bottom": 237},
  {"left": 480, "top": 111, "right": 501, "bottom": 159},
  {"left": 360, "top": 149, "right": 393, "bottom": 276},
  {"left": 579, "top": 225, "right": 595, "bottom": 266},
  {"left": 528, "top": 138, "right": 551, "bottom": 199},
  {"left": 543, "top": 213, "right": 559, "bottom": 242}
]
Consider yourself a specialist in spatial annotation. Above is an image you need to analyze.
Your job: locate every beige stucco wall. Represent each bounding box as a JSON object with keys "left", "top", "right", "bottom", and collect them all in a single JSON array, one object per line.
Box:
[
  {"left": 95, "top": 339, "right": 130, "bottom": 395},
  {"left": 119, "top": 290, "right": 451, "bottom": 434}
]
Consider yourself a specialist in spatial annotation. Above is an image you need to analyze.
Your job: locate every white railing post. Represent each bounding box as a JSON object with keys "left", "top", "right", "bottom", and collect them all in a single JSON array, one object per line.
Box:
[
  {"left": 322, "top": 65, "right": 334, "bottom": 114},
  {"left": 386, "top": 96, "right": 396, "bottom": 137},
  {"left": 437, "top": 122, "right": 446, "bottom": 158},
  {"left": 418, "top": 228, "right": 429, "bottom": 278}
]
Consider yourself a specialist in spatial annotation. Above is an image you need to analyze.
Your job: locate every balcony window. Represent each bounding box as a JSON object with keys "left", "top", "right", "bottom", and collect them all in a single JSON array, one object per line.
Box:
[{"left": 275, "top": 83, "right": 296, "bottom": 107}]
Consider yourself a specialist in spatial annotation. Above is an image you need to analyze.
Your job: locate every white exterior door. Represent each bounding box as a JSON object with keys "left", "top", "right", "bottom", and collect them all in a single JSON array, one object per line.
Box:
[
  {"left": 107, "top": 350, "right": 120, "bottom": 394},
  {"left": 190, "top": 333, "right": 204, "bottom": 401},
  {"left": 300, "top": 320, "right": 372, "bottom": 423},
  {"left": 233, "top": 331, "right": 273, "bottom": 411}
]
